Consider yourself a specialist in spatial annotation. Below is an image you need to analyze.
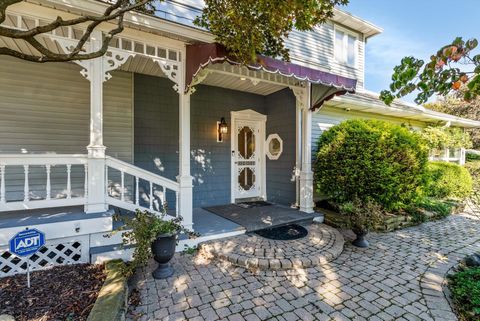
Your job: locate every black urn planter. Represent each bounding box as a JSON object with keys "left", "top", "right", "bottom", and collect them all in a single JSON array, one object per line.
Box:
[
  {"left": 151, "top": 232, "right": 178, "bottom": 279},
  {"left": 352, "top": 229, "right": 369, "bottom": 248}
]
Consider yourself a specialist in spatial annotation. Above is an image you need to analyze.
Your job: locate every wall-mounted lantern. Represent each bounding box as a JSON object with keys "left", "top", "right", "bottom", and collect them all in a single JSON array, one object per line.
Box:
[{"left": 217, "top": 117, "right": 228, "bottom": 142}]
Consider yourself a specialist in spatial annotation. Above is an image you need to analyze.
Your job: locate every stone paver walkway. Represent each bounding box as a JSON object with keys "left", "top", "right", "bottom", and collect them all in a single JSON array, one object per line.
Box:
[
  {"left": 200, "top": 223, "right": 344, "bottom": 270},
  {"left": 128, "top": 212, "right": 480, "bottom": 321}
]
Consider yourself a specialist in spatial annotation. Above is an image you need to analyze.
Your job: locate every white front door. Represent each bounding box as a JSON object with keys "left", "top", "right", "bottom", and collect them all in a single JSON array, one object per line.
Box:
[{"left": 231, "top": 110, "right": 266, "bottom": 202}]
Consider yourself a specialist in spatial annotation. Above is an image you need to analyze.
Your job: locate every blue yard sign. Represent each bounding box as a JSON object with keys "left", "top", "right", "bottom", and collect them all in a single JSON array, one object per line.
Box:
[
  {"left": 9, "top": 228, "right": 46, "bottom": 288},
  {"left": 9, "top": 228, "right": 45, "bottom": 257}
]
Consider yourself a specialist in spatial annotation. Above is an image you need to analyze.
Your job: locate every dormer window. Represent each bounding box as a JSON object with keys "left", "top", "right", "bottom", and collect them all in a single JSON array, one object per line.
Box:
[{"left": 334, "top": 26, "right": 357, "bottom": 67}]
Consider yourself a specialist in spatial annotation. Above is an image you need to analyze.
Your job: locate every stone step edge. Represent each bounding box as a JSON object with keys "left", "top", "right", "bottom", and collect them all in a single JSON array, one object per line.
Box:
[{"left": 199, "top": 229, "right": 345, "bottom": 271}]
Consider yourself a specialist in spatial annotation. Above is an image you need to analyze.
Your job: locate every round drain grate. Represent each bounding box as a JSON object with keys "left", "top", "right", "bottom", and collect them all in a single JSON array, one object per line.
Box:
[{"left": 254, "top": 224, "right": 308, "bottom": 240}]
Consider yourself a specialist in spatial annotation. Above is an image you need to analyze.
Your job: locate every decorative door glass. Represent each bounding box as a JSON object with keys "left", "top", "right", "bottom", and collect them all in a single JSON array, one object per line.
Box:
[{"left": 235, "top": 123, "right": 258, "bottom": 197}]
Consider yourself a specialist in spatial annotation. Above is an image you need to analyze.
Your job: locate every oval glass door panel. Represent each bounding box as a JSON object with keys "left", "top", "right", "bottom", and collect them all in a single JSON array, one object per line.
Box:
[
  {"left": 238, "top": 126, "right": 255, "bottom": 160},
  {"left": 238, "top": 167, "right": 255, "bottom": 191}
]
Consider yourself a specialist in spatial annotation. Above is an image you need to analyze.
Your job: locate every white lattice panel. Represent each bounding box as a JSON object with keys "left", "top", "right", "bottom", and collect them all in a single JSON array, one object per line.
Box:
[{"left": 0, "top": 235, "right": 89, "bottom": 277}]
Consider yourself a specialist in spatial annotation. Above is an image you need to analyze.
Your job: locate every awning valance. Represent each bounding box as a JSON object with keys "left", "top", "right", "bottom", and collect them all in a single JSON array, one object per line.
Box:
[{"left": 186, "top": 43, "right": 357, "bottom": 109}]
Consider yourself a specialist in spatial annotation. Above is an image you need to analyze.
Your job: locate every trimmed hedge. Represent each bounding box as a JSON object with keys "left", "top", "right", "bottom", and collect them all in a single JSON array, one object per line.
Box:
[
  {"left": 424, "top": 162, "right": 473, "bottom": 199},
  {"left": 314, "top": 119, "right": 428, "bottom": 210}
]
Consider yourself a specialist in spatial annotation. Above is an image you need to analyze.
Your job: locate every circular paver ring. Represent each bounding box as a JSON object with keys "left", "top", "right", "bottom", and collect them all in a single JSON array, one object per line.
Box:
[{"left": 199, "top": 223, "right": 344, "bottom": 270}]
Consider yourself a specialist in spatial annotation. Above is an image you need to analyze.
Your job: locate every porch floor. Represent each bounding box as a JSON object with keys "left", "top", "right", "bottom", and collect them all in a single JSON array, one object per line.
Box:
[
  {"left": 203, "top": 203, "right": 321, "bottom": 232},
  {"left": 0, "top": 206, "right": 113, "bottom": 230},
  {"left": 0, "top": 206, "right": 244, "bottom": 238}
]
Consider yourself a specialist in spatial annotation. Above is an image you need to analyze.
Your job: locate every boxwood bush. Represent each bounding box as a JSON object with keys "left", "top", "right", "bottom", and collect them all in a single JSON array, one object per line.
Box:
[
  {"left": 424, "top": 162, "right": 473, "bottom": 199},
  {"left": 314, "top": 119, "right": 428, "bottom": 210}
]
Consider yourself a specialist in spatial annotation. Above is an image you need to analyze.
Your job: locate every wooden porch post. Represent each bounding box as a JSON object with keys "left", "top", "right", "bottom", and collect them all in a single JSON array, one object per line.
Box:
[
  {"left": 177, "top": 50, "right": 194, "bottom": 230},
  {"left": 299, "top": 83, "right": 314, "bottom": 213},
  {"left": 85, "top": 30, "right": 107, "bottom": 214}
]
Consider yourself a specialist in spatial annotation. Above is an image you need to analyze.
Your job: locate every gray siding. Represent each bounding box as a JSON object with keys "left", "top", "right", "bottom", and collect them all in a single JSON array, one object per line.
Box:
[
  {"left": 133, "top": 76, "right": 273, "bottom": 208},
  {"left": 133, "top": 74, "right": 179, "bottom": 209},
  {"left": 190, "top": 85, "right": 266, "bottom": 207},
  {"left": 265, "top": 89, "right": 297, "bottom": 206},
  {"left": 287, "top": 22, "right": 365, "bottom": 89},
  {"left": 0, "top": 56, "right": 133, "bottom": 201}
]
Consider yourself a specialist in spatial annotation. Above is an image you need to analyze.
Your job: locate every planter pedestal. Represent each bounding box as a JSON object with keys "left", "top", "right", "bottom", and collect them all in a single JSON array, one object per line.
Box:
[
  {"left": 352, "top": 229, "right": 369, "bottom": 248},
  {"left": 151, "top": 233, "right": 177, "bottom": 279}
]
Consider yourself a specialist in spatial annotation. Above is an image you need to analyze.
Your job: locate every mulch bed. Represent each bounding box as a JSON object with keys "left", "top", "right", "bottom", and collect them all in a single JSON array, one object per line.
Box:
[{"left": 0, "top": 264, "right": 106, "bottom": 321}]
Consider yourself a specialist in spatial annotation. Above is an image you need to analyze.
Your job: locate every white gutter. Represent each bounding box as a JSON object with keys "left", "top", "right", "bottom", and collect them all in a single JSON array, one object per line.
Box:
[{"left": 330, "top": 93, "right": 480, "bottom": 128}]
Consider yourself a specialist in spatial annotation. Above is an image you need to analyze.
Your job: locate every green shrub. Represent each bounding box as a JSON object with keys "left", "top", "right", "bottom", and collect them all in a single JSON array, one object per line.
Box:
[
  {"left": 466, "top": 153, "right": 480, "bottom": 162},
  {"left": 314, "top": 119, "right": 428, "bottom": 210},
  {"left": 424, "top": 162, "right": 473, "bottom": 199},
  {"left": 448, "top": 266, "right": 480, "bottom": 321},
  {"left": 465, "top": 160, "right": 480, "bottom": 205},
  {"left": 465, "top": 161, "right": 480, "bottom": 185}
]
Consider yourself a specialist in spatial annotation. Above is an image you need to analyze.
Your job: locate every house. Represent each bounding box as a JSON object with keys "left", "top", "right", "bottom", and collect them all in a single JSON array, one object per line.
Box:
[{"left": 0, "top": 0, "right": 478, "bottom": 276}]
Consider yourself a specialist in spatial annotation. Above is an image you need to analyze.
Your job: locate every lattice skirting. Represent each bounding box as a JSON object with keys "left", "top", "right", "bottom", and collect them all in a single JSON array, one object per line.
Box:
[{"left": 0, "top": 235, "right": 90, "bottom": 277}]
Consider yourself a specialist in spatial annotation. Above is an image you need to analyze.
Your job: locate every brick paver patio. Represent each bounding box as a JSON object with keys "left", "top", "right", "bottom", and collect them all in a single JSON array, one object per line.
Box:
[
  {"left": 201, "top": 223, "right": 344, "bottom": 270},
  {"left": 128, "top": 212, "right": 480, "bottom": 321}
]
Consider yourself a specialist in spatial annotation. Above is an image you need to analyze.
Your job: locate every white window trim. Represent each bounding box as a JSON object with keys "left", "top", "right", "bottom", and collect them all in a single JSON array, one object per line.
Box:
[
  {"left": 266, "top": 133, "right": 283, "bottom": 160},
  {"left": 333, "top": 24, "right": 359, "bottom": 69}
]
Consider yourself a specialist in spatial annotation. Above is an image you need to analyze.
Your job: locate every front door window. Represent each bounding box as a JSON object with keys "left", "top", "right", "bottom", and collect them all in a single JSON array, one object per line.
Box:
[{"left": 234, "top": 121, "right": 261, "bottom": 199}]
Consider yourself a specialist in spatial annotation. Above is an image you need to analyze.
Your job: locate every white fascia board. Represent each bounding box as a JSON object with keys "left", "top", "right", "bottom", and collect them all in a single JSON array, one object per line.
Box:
[
  {"left": 332, "top": 8, "right": 383, "bottom": 39},
  {"left": 330, "top": 94, "right": 480, "bottom": 128},
  {"left": 28, "top": 0, "right": 215, "bottom": 43}
]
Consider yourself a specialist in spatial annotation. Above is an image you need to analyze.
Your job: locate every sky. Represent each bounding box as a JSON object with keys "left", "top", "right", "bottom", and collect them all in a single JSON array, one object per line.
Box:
[{"left": 343, "top": 0, "right": 480, "bottom": 103}]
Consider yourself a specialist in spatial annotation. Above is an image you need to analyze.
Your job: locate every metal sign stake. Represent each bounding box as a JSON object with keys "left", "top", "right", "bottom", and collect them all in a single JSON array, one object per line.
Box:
[{"left": 27, "top": 258, "right": 31, "bottom": 288}]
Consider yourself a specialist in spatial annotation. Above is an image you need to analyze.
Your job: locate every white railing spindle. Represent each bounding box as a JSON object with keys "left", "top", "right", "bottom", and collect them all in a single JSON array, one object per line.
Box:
[
  {"left": 84, "top": 164, "right": 88, "bottom": 198},
  {"left": 135, "top": 176, "right": 139, "bottom": 205},
  {"left": 66, "top": 164, "right": 72, "bottom": 199},
  {"left": 149, "top": 181, "right": 153, "bottom": 211},
  {"left": 0, "top": 155, "right": 88, "bottom": 212},
  {"left": 0, "top": 165, "right": 5, "bottom": 203},
  {"left": 105, "top": 165, "right": 109, "bottom": 197},
  {"left": 175, "top": 191, "right": 179, "bottom": 217},
  {"left": 120, "top": 170, "right": 125, "bottom": 202},
  {"left": 45, "top": 164, "right": 51, "bottom": 201},
  {"left": 160, "top": 186, "right": 166, "bottom": 211},
  {"left": 23, "top": 165, "right": 29, "bottom": 202}
]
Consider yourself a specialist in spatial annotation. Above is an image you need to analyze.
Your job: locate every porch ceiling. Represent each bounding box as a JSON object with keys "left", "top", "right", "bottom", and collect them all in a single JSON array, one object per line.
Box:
[{"left": 201, "top": 63, "right": 288, "bottom": 96}]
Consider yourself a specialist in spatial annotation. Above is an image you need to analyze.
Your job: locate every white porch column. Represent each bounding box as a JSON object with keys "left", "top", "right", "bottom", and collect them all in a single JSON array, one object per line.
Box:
[
  {"left": 177, "top": 53, "right": 194, "bottom": 230},
  {"left": 299, "top": 83, "right": 314, "bottom": 213},
  {"left": 85, "top": 30, "right": 108, "bottom": 214},
  {"left": 295, "top": 98, "right": 303, "bottom": 208}
]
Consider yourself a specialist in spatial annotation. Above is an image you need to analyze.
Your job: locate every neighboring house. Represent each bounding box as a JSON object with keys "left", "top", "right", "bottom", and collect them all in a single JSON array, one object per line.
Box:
[{"left": 0, "top": 0, "right": 478, "bottom": 276}]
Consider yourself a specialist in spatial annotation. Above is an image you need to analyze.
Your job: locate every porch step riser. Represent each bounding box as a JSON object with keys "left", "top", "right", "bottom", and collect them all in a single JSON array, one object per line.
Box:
[{"left": 90, "top": 230, "right": 246, "bottom": 264}]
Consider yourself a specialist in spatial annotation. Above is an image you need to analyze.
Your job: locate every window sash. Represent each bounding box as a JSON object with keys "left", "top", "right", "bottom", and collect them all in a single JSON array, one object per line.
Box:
[{"left": 335, "top": 28, "right": 357, "bottom": 66}]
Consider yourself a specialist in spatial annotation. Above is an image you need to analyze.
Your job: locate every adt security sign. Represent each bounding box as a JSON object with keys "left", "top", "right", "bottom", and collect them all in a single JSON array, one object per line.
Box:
[{"left": 9, "top": 228, "right": 45, "bottom": 257}]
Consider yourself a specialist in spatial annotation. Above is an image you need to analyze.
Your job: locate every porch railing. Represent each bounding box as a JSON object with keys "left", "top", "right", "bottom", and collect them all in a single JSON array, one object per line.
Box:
[
  {"left": 105, "top": 156, "right": 179, "bottom": 218},
  {"left": 0, "top": 155, "right": 179, "bottom": 219},
  {"left": 0, "top": 154, "right": 88, "bottom": 211}
]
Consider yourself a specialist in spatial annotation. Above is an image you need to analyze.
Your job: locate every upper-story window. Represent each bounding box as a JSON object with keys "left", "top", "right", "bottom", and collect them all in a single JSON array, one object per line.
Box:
[{"left": 334, "top": 26, "right": 357, "bottom": 67}]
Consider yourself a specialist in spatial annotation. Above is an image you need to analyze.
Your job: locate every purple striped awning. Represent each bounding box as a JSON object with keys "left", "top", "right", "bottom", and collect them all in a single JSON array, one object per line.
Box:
[{"left": 185, "top": 43, "right": 357, "bottom": 109}]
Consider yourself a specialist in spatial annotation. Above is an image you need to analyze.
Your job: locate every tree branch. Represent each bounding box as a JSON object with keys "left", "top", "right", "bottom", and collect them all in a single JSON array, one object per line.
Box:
[{"left": 0, "top": 0, "right": 152, "bottom": 62}]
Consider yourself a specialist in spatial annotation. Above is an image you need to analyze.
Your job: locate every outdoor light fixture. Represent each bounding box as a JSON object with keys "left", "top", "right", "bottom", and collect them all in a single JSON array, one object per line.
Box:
[{"left": 217, "top": 117, "right": 228, "bottom": 142}]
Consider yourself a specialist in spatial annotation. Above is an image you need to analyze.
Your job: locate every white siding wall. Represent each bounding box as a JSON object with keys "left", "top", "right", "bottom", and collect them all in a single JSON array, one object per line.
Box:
[
  {"left": 311, "top": 106, "right": 426, "bottom": 156},
  {"left": 0, "top": 56, "right": 133, "bottom": 200}
]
